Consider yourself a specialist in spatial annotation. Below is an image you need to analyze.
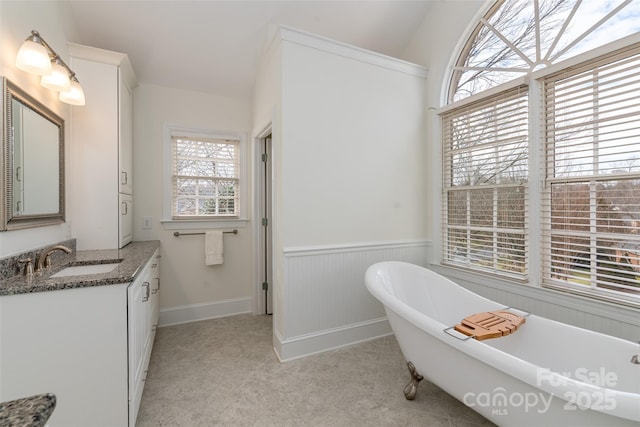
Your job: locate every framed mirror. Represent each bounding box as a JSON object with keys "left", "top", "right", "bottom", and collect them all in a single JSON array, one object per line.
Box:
[{"left": 1, "top": 77, "right": 65, "bottom": 230}]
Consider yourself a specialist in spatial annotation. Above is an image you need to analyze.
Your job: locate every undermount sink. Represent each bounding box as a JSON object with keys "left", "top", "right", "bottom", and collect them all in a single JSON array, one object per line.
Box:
[{"left": 50, "top": 262, "right": 122, "bottom": 278}]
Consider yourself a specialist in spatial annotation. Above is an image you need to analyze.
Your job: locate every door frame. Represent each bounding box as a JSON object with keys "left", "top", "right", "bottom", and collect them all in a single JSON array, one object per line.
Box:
[{"left": 253, "top": 124, "right": 273, "bottom": 315}]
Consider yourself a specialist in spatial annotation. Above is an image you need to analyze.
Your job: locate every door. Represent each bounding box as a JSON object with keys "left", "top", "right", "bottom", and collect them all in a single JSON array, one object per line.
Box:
[{"left": 259, "top": 134, "right": 273, "bottom": 315}]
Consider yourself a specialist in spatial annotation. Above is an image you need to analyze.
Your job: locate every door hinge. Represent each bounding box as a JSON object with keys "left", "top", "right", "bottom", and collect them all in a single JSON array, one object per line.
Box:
[
  {"left": 262, "top": 217, "right": 269, "bottom": 227},
  {"left": 262, "top": 282, "right": 269, "bottom": 291},
  {"left": 261, "top": 153, "right": 268, "bottom": 162}
]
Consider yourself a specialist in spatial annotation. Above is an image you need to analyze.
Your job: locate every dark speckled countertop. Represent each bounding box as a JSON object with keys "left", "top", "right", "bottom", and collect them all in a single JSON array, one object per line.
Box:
[
  {"left": 0, "top": 393, "right": 56, "bottom": 427},
  {"left": 0, "top": 241, "right": 160, "bottom": 296}
]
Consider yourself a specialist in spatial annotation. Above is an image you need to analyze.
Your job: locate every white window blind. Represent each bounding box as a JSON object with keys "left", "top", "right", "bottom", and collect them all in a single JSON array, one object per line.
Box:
[
  {"left": 441, "top": 85, "right": 529, "bottom": 278},
  {"left": 171, "top": 135, "right": 239, "bottom": 219},
  {"left": 542, "top": 44, "right": 640, "bottom": 301}
]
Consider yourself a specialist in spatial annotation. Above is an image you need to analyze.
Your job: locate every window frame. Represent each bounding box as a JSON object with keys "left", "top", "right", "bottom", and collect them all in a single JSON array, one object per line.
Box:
[
  {"left": 540, "top": 42, "right": 640, "bottom": 307},
  {"left": 441, "top": 82, "right": 530, "bottom": 280},
  {"left": 162, "top": 123, "right": 248, "bottom": 231},
  {"left": 438, "top": 30, "right": 640, "bottom": 308}
]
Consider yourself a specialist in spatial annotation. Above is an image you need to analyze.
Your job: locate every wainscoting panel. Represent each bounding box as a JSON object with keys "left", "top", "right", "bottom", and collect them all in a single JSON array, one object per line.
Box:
[{"left": 278, "top": 240, "right": 430, "bottom": 360}]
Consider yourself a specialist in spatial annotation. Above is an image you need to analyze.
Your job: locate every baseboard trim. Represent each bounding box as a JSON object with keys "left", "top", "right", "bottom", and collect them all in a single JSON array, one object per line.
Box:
[
  {"left": 158, "top": 297, "right": 252, "bottom": 327},
  {"left": 273, "top": 317, "right": 392, "bottom": 362}
]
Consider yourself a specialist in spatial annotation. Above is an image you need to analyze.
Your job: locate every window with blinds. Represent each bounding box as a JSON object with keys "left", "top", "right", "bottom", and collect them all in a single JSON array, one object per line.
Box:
[
  {"left": 542, "top": 44, "right": 640, "bottom": 300},
  {"left": 171, "top": 135, "right": 239, "bottom": 218},
  {"left": 441, "top": 85, "right": 529, "bottom": 278}
]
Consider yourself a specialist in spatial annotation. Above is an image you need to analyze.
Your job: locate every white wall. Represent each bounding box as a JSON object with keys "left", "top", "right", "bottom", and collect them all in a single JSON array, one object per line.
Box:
[
  {"left": 280, "top": 41, "right": 428, "bottom": 247},
  {"left": 133, "top": 83, "right": 255, "bottom": 323},
  {"left": 260, "top": 28, "right": 430, "bottom": 360},
  {"left": 0, "top": 1, "right": 77, "bottom": 256},
  {"left": 252, "top": 31, "right": 282, "bottom": 136},
  {"left": 251, "top": 34, "right": 283, "bottom": 331}
]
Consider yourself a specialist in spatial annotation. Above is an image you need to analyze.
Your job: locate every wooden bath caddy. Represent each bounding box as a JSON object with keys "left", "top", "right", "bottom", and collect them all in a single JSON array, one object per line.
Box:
[{"left": 454, "top": 310, "right": 526, "bottom": 340}]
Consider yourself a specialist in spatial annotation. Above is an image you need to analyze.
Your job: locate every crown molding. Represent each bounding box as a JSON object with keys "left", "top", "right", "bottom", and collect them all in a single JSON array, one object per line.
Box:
[{"left": 279, "top": 25, "right": 428, "bottom": 79}]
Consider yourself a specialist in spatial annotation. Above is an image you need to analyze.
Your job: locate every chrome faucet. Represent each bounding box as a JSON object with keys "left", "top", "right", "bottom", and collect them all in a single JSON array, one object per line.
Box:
[{"left": 35, "top": 245, "right": 72, "bottom": 274}]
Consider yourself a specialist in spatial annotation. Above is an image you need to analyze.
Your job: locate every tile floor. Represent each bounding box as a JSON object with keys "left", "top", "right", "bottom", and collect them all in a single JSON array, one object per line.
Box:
[{"left": 136, "top": 314, "right": 494, "bottom": 426}]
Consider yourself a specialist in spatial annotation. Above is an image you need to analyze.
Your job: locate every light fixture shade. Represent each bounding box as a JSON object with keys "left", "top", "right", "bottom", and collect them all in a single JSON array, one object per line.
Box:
[
  {"left": 16, "top": 39, "right": 52, "bottom": 75},
  {"left": 59, "top": 77, "right": 85, "bottom": 106},
  {"left": 41, "top": 58, "right": 71, "bottom": 91}
]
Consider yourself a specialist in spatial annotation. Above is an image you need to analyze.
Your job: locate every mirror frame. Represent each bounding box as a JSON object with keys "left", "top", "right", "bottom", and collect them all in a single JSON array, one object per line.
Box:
[{"left": 1, "top": 77, "right": 65, "bottom": 230}]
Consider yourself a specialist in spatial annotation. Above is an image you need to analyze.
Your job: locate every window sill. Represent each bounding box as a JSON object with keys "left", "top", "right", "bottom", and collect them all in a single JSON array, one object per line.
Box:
[
  {"left": 429, "top": 263, "right": 640, "bottom": 326},
  {"left": 161, "top": 218, "right": 249, "bottom": 231}
]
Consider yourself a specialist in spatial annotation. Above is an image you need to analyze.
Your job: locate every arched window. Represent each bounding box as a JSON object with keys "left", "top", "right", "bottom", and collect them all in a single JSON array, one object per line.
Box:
[
  {"left": 450, "top": 0, "right": 640, "bottom": 101},
  {"left": 441, "top": 0, "right": 640, "bottom": 306}
]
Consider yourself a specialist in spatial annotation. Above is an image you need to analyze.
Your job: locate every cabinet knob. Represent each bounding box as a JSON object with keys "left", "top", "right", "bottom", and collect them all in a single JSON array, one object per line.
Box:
[{"left": 121, "top": 171, "right": 128, "bottom": 185}]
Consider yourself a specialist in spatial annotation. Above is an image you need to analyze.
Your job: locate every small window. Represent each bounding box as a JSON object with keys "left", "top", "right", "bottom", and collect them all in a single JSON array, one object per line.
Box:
[{"left": 163, "top": 125, "right": 245, "bottom": 223}]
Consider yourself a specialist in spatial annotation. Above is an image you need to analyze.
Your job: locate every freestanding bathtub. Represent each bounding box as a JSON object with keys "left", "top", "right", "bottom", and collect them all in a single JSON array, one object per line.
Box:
[{"left": 365, "top": 261, "right": 640, "bottom": 427}]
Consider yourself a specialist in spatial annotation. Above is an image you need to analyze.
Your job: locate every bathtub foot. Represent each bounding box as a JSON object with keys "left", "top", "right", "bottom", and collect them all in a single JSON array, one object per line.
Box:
[{"left": 403, "top": 361, "right": 423, "bottom": 400}]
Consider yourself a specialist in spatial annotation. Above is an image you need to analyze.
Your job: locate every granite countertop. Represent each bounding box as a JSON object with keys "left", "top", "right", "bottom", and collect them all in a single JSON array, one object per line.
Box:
[
  {"left": 0, "top": 393, "right": 56, "bottom": 427},
  {"left": 0, "top": 240, "right": 160, "bottom": 296}
]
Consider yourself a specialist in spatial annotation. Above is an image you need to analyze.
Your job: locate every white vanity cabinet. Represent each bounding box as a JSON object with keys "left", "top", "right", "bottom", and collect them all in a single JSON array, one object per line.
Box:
[
  {"left": 0, "top": 283, "right": 130, "bottom": 426},
  {"left": 128, "top": 249, "right": 160, "bottom": 425},
  {"left": 0, "top": 247, "right": 160, "bottom": 427},
  {"left": 68, "top": 43, "right": 137, "bottom": 250}
]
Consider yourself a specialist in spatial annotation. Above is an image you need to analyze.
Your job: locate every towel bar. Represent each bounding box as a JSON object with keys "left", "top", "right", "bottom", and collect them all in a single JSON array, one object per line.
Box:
[{"left": 173, "top": 230, "right": 238, "bottom": 237}]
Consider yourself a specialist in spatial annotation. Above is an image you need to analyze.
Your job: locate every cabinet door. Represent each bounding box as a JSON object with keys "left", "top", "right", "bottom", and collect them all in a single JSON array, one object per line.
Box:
[
  {"left": 119, "top": 75, "right": 133, "bottom": 195},
  {"left": 149, "top": 251, "right": 161, "bottom": 329},
  {"left": 127, "top": 280, "right": 141, "bottom": 402},
  {"left": 119, "top": 193, "right": 133, "bottom": 248},
  {"left": 127, "top": 251, "right": 160, "bottom": 426},
  {"left": 1, "top": 285, "right": 129, "bottom": 426},
  {"left": 69, "top": 56, "right": 120, "bottom": 250},
  {"left": 127, "top": 273, "right": 150, "bottom": 426}
]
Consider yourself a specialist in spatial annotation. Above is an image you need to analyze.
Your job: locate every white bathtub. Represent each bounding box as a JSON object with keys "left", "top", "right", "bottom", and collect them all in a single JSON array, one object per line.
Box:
[{"left": 365, "top": 261, "right": 640, "bottom": 427}]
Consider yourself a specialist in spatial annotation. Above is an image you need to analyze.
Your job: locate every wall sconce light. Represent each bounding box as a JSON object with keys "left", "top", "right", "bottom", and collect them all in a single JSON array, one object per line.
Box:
[
  {"left": 41, "top": 56, "right": 71, "bottom": 91},
  {"left": 16, "top": 30, "right": 85, "bottom": 106},
  {"left": 59, "top": 74, "right": 85, "bottom": 106}
]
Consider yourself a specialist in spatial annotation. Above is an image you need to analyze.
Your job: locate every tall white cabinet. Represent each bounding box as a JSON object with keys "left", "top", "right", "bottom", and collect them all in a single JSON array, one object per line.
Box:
[{"left": 68, "top": 43, "right": 136, "bottom": 250}]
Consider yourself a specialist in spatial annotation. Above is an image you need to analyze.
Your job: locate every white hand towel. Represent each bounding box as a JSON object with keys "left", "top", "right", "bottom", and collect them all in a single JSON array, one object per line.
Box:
[{"left": 205, "top": 231, "right": 224, "bottom": 265}]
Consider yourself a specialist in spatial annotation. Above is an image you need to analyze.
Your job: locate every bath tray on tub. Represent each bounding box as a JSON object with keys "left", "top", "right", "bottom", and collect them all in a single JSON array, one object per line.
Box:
[{"left": 450, "top": 310, "right": 526, "bottom": 341}]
